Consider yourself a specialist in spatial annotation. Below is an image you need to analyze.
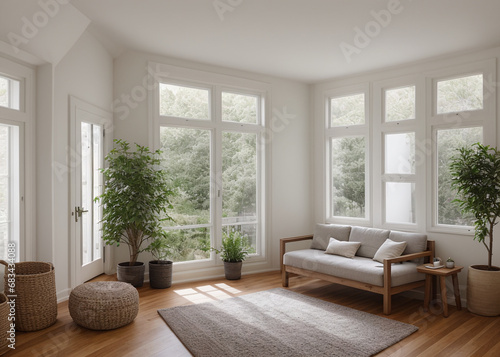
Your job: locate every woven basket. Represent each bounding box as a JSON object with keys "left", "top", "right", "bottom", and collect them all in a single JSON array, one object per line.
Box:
[
  {"left": 0, "top": 293, "right": 10, "bottom": 354},
  {"left": 0, "top": 260, "right": 57, "bottom": 331}
]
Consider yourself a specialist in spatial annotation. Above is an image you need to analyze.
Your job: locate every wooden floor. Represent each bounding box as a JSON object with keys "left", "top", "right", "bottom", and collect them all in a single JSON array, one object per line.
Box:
[{"left": 5, "top": 271, "right": 500, "bottom": 356}]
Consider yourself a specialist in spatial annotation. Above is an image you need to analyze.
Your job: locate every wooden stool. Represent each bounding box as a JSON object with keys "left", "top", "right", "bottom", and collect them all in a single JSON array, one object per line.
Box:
[{"left": 417, "top": 265, "right": 463, "bottom": 317}]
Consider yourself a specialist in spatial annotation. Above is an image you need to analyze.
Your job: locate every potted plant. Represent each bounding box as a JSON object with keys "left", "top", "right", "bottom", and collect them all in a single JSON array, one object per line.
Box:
[
  {"left": 146, "top": 234, "right": 173, "bottom": 289},
  {"left": 96, "top": 139, "right": 174, "bottom": 287},
  {"left": 209, "top": 230, "right": 250, "bottom": 280},
  {"left": 450, "top": 143, "right": 500, "bottom": 316}
]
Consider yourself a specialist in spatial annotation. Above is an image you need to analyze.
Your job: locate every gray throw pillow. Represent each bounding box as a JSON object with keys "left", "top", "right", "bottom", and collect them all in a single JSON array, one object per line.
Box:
[
  {"left": 348, "top": 226, "right": 390, "bottom": 258},
  {"left": 310, "top": 224, "right": 352, "bottom": 250}
]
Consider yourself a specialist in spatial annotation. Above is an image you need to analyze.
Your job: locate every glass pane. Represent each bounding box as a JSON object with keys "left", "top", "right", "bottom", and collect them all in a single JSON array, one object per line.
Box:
[
  {"left": 385, "top": 86, "right": 415, "bottom": 122},
  {"left": 331, "top": 136, "right": 365, "bottom": 218},
  {"left": 330, "top": 93, "right": 365, "bottom": 127},
  {"left": 222, "top": 132, "right": 257, "bottom": 224},
  {"left": 159, "top": 83, "right": 209, "bottom": 120},
  {"left": 437, "top": 127, "right": 482, "bottom": 225},
  {"left": 437, "top": 74, "right": 483, "bottom": 114},
  {"left": 0, "top": 123, "right": 19, "bottom": 261},
  {"left": 0, "top": 76, "right": 20, "bottom": 110},
  {"left": 81, "top": 122, "right": 93, "bottom": 265},
  {"left": 385, "top": 132, "right": 415, "bottom": 174},
  {"left": 222, "top": 224, "right": 257, "bottom": 254},
  {"left": 92, "top": 125, "right": 102, "bottom": 260},
  {"left": 222, "top": 92, "right": 258, "bottom": 124},
  {"left": 166, "top": 227, "right": 210, "bottom": 262},
  {"left": 160, "top": 127, "right": 211, "bottom": 226},
  {"left": 0, "top": 77, "right": 8, "bottom": 108},
  {"left": 385, "top": 182, "right": 415, "bottom": 224}
]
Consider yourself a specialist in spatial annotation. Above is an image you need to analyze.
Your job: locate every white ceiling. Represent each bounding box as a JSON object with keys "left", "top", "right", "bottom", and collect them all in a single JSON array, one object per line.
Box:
[{"left": 3, "top": 0, "right": 500, "bottom": 83}]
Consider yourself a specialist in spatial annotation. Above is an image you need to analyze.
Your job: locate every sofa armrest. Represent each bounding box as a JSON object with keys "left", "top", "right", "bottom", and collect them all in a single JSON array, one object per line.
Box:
[
  {"left": 280, "top": 235, "right": 313, "bottom": 272},
  {"left": 385, "top": 250, "right": 433, "bottom": 264}
]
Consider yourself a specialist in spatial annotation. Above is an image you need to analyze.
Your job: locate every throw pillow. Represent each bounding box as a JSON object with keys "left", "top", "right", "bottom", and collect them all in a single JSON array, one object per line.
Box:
[
  {"left": 325, "top": 237, "right": 361, "bottom": 259},
  {"left": 373, "top": 239, "right": 407, "bottom": 263}
]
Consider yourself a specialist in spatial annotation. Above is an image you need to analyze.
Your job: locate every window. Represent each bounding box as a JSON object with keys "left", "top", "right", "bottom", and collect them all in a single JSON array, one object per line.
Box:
[
  {"left": 436, "top": 127, "right": 482, "bottom": 226},
  {"left": 327, "top": 88, "right": 368, "bottom": 221},
  {"left": 321, "top": 59, "right": 494, "bottom": 233},
  {"left": 436, "top": 74, "right": 483, "bottom": 114},
  {"left": 385, "top": 86, "right": 415, "bottom": 122},
  {"left": 331, "top": 136, "right": 365, "bottom": 218},
  {"left": 431, "top": 64, "right": 494, "bottom": 231},
  {"left": 330, "top": 93, "right": 365, "bottom": 127},
  {"left": 0, "top": 58, "right": 33, "bottom": 262},
  {"left": 0, "top": 123, "right": 20, "bottom": 261},
  {"left": 152, "top": 65, "right": 268, "bottom": 266},
  {"left": 0, "top": 75, "right": 20, "bottom": 111}
]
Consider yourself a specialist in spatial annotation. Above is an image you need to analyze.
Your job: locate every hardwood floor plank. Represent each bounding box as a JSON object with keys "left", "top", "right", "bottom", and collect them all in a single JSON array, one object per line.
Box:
[{"left": 4, "top": 271, "right": 500, "bottom": 356}]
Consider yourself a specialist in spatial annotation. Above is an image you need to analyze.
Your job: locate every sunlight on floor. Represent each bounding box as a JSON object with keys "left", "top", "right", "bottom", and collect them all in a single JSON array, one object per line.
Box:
[{"left": 174, "top": 284, "right": 242, "bottom": 304}]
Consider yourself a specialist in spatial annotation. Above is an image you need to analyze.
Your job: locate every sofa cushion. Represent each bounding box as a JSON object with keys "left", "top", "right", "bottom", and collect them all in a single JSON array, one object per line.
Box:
[
  {"left": 310, "top": 224, "right": 352, "bottom": 250},
  {"left": 283, "top": 249, "right": 424, "bottom": 287},
  {"left": 325, "top": 238, "right": 361, "bottom": 258},
  {"left": 373, "top": 239, "right": 407, "bottom": 263},
  {"left": 388, "top": 231, "right": 427, "bottom": 255},
  {"left": 348, "top": 226, "right": 390, "bottom": 258}
]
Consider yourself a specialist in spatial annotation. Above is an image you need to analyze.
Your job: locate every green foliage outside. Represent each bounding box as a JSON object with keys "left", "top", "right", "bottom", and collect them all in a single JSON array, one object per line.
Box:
[
  {"left": 450, "top": 143, "right": 500, "bottom": 270},
  {"left": 332, "top": 136, "right": 365, "bottom": 217},
  {"left": 96, "top": 139, "right": 174, "bottom": 265},
  {"left": 158, "top": 85, "right": 258, "bottom": 262},
  {"left": 0, "top": 77, "right": 7, "bottom": 107}
]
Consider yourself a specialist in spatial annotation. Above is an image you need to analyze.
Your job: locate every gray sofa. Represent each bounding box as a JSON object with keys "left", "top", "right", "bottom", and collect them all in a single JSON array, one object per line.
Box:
[{"left": 280, "top": 224, "right": 435, "bottom": 314}]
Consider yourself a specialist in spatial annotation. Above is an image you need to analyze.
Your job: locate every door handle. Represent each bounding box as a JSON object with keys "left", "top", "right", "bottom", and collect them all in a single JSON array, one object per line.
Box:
[{"left": 75, "top": 206, "right": 89, "bottom": 222}]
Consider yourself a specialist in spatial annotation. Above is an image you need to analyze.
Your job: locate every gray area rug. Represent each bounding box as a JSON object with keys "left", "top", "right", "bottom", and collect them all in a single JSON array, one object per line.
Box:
[{"left": 158, "top": 288, "right": 417, "bottom": 357}]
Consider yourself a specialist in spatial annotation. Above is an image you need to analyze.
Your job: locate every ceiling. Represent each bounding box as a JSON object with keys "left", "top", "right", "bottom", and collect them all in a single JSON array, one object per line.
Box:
[{"left": 3, "top": 0, "right": 500, "bottom": 83}]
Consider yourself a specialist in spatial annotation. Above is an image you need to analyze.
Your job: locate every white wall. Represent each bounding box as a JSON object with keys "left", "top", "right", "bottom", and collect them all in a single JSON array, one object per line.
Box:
[
  {"left": 37, "top": 31, "right": 113, "bottom": 300},
  {"left": 113, "top": 51, "right": 312, "bottom": 281},
  {"left": 312, "top": 46, "right": 500, "bottom": 303}
]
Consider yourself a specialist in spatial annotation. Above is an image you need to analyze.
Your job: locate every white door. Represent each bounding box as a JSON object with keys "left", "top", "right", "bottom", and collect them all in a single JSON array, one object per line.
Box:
[{"left": 70, "top": 96, "right": 112, "bottom": 285}]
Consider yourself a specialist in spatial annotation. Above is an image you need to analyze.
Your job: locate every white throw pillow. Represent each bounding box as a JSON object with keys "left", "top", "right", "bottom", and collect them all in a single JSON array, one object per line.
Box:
[
  {"left": 373, "top": 239, "right": 407, "bottom": 263},
  {"left": 325, "top": 237, "right": 361, "bottom": 259}
]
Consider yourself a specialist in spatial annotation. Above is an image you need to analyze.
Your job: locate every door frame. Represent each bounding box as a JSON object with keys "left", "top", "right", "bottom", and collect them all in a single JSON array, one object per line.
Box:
[{"left": 69, "top": 96, "right": 113, "bottom": 287}]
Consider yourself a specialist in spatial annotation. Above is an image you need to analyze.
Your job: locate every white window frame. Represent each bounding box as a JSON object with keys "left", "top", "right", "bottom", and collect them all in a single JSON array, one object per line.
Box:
[
  {"left": 149, "top": 62, "right": 270, "bottom": 271},
  {"left": 0, "top": 56, "right": 35, "bottom": 261},
  {"left": 373, "top": 75, "right": 425, "bottom": 231},
  {"left": 324, "top": 83, "right": 370, "bottom": 225},
  {"left": 426, "top": 59, "right": 496, "bottom": 235}
]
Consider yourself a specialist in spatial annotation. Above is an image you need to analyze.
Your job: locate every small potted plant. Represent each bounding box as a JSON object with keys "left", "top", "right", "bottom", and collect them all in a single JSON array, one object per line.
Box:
[
  {"left": 446, "top": 258, "right": 455, "bottom": 269},
  {"left": 209, "top": 230, "right": 250, "bottom": 280},
  {"left": 146, "top": 234, "right": 173, "bottom": 289}
]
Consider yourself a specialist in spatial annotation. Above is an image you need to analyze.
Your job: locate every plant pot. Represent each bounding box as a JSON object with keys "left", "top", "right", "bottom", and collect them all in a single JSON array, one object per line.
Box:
[
  {"left": 467, "top": 265, "right": 500, "bottom": 316},
  {"left": 224, "top": 261, "right": 242, "bottom": 280},
  {"left": 149, "top": 260, "right": 173, "bottom": 289},
  {"left": 117, "top": 262, "right": 145, "bottom": 287}
]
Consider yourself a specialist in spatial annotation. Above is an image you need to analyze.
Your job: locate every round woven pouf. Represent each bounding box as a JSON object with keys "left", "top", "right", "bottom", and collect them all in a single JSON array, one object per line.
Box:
[{"left": 69, "top": 281, "right": 139, "bottom": 330}]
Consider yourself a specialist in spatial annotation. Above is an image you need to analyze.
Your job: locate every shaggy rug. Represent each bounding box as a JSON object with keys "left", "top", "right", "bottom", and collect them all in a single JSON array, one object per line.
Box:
[{"left": 158, "top": 288, "right": 417, "bottom": 357}]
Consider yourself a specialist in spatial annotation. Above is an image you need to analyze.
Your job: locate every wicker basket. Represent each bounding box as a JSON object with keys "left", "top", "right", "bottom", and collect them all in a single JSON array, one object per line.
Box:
[
  {"left": 0, "top": 260, "right": 57, "bottom": 332},
  {"left": 0, "top": 293, "right": 10, "bottom": 354}
]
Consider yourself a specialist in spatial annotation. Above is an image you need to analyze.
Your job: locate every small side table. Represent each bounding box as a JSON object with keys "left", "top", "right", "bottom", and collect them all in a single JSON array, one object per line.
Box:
[{"left": 416, "top": 265, "right": 463, "bottom": 317}]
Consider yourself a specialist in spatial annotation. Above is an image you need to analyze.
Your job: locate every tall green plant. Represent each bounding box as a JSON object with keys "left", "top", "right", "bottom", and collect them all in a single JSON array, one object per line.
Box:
[
  {"left": 96, "top": 139, "right": 174, "bottom": 265},
  {"left": 450, "top": 143, "right": 500, "bottom": 270}
]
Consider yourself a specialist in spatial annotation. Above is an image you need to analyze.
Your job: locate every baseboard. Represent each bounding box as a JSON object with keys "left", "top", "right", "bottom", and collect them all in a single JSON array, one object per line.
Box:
[{"left": 57, "top": 288, "right": 71, "bottom": 303}]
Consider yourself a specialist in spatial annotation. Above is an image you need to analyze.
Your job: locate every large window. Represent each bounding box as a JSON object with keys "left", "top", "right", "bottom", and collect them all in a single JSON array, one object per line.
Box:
[
  {"left": 0, "top": 59, "right": 33, "bottom": 262},
  {"left": 327, "top": 88, "right": 368, "bottom": 221},
  {"left": 153, "top": 69, "right": 267, "bottom": 265},
  {"left": 323, "top": 60, "right": 495, "bottom": 233}
]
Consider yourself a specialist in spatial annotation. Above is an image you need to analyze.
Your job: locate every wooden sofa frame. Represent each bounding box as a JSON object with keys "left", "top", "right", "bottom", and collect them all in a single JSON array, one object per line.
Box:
[{"left": 280, "top": 235, "right": 435, "bottom": 315}]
